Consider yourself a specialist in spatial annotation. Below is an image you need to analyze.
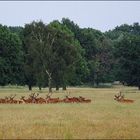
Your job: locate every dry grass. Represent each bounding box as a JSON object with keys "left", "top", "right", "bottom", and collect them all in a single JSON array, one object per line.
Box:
[{"left": 0, "top": 86, "right": 140, "bottom": 139}]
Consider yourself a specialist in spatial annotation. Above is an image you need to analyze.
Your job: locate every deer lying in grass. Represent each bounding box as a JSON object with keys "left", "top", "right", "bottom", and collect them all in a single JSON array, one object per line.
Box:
[
  {"left": 4, "top": 95, "right": 23, "bottom": 104},
  {"left": 79, "top": 96, "right": 91, "bottom": 103},
  {"left": 0, "top": 91, "right": 92, "bottom": 104},
  {"left": 46, "top": 95, "right": 60, "bottom": 103},
  {"left": 114, "top": 92, "right": 134, "bottom": 103},
  {"left": 63, "top": 96, "right": 91, "bottom": 103},
  {"left": 0, "top": 98, "right": 6, "bottom": 104},
  {"left": 63, "top": 96, "right": 74, "bottom": 103},
  {"left": 20, "top": 96, "right": 33, "bottom": 104},
  {"left": 9, "top": 94, "right": 18, "bottom": 104},
  {"left": 36, "top": 97, "right": 46, "bottom": 104},
  {"left": 29, "top": 93, "right": 39, "bottom": 103}
]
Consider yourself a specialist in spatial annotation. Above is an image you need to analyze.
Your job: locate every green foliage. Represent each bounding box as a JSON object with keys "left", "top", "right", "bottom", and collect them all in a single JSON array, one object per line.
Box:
[
  {"left": 0, "top": 19, "right": 140, "bottom": 89},
  {"left": 23, "top": 20, "right": 85, "bottom": 90},
  {"left": 115, "top": 34, "right": 140, "bottom": 88},
  {"left": 0, "top": 24, "right": 24, "bottom": 85}
]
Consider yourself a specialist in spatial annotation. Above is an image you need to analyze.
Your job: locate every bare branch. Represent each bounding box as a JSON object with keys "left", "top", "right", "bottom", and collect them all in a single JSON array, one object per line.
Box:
[
  {"left": 50, "top": 32, "right": 57, "bottom": 48},
  {"left": 46, "top": 70, "right": 52, "bottom": 78}
]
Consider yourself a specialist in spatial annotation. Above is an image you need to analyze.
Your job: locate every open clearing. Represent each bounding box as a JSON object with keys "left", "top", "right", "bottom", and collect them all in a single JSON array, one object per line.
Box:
[{"left": 0, "top": 86, "right": 140, "bottom": 139}]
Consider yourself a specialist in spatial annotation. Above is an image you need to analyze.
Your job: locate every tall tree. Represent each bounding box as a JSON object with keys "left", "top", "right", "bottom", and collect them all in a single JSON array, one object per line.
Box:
[
  {"left": 0, "top": 24, "right": 24, "bottom": 85},
  {"left": 24, "top": 20, "right": 84, "bottom": 92},
  {"left": 62, "top": 18, "right": 89, "bottom": 85},
  {"left": 115, "top": 34, "right": 140, "bottom": 89},
  {"left": 94, "top": 38, "right": 114, "bottom": 85}
]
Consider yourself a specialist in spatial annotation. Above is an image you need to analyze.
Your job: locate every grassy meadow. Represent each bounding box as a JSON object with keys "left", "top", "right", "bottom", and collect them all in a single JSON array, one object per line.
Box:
[{"left": 0, "top": 85, "right": 140, "bottom": 139}]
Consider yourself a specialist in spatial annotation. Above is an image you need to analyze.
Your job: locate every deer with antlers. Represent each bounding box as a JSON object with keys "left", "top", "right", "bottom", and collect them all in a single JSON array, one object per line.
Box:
[
  {"left": 114, "top": 92, "right": 124, "bottom": 101},
  {"left": 37, "top": 97, "right": 46, "bottom": 104},
  {"left": 8, "top": 94, "right": 18, "bottom": 104},
  {"left": 29, "top": 93, "right": 39, "bottom": 103},
  {"left": 0, "top": 98, "right": 6, "bottom": 104},
  {"left": 114, "top": 91, "right": 134, "bottom": 103},
  {"left": 20, "top": 96, "right": 33, "bottom": 104},
  {"left": 31, "top": 93, "right": 46, "bottom": 104}
]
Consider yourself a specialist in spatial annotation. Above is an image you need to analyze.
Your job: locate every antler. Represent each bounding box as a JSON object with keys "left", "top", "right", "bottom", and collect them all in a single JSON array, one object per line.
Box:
[
  {"left": 9, "top": 94, "right": 16, "bottom": 100},
  {"left": 46, "top": 95, "right": 50, "bottom": 99},
  {"left": 29, "top": 93, "right": 35, "bottom": 99},
  {"left": 35, "top": 93, "right": 39, "bottom": 98},
  {"left": 31, "top": 93, "right": 35, "bottom": 97},
  {"left": 5, "top": 96, "right": 9, "bottom": 100},
  {"left": 21, "top": 96, "right": 24, "bottom": 98}
]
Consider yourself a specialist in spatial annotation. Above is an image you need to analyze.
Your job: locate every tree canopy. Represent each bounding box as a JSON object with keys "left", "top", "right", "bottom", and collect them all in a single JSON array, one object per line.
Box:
[
  {"left": 0, "top": 19, "right": 140, "bottom": 90},
  {"left": 0, "top": 24, "right": 24, "bottom": 86}
]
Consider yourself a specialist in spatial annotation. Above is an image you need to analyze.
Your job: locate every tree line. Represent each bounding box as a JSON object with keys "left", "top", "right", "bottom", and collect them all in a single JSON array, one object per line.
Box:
[{"left": 0, "top": 18, "right": 140, "bottom": 91}]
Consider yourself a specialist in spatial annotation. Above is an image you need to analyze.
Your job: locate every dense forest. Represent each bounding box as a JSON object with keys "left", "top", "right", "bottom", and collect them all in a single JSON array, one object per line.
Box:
[{"left": 0, "top": 18, "right": 140, "bottom": 91}]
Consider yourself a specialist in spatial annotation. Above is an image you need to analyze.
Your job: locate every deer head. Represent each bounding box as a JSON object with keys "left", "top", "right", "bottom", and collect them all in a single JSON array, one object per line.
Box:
[
  {"left": 9, "top": 94, "right": 16, "bottom": 100},
  {"left": 20, "top": 96, "right": 25, "bottom": 100},
  {"left": 65, "top": 96, "right": 69, "bottom": 99},
  {"left": 114, "top": 91, "right": 125, "bottom": 101},
  {"left": 35, "top": 93, "right": 39, "bottom": 98},
  {"left": 46, "top": 95, "right": 50, "bottom": 99},
  {"left": 5, "top": 96, "right": 9, "bottom": 101},
  {"left": 29, "top": 93, "right": 35, "bottom": 99},
  {"left": 79, "top": 96, "right": 85, "bottom": 100}
]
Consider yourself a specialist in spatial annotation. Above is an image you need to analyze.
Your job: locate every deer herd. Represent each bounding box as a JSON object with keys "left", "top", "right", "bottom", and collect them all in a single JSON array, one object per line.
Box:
[
  {"left": 0, "top": 91, "right": 134, "bottom": 104},
  {"left": 0, "top": 93, "right": 91, "bottom": 104}
]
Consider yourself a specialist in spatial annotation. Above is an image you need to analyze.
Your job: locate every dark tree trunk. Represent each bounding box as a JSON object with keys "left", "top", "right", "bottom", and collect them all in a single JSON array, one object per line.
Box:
[
  {"left": 56, "top": 85, "right": 59, "bottom": 91},
  {"left": 39, "top": 86, "right": 41, "bottom": 90},
  {"left": 48, "top": 77, "right": 52, "bottom": 93},
  {"left": 46, "top": 70, "right": 52, "bottom": 93},
  {"left": 96, "top": 81, "right": 99, "bottom": 87},
  {"left": 28, "top": 85, "right": 32, "bottom": 91},
  {"left": 63, "top": 85, "right": 66, "bottom": 90},
  {"left": 94, "top": 73, "right": 99, "bottom": 87},
  {"left": 138, "top": 86, "right": 140, "bottom": 90}
]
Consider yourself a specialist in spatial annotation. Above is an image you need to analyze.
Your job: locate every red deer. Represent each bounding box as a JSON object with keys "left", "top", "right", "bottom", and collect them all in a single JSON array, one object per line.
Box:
[
  {"left": 29, "top": 93, "right": 39, "bottom": 103},
  {"left": 9, "top": 94, "right": 18, "bottom": 104},
  {"left": 118, "top": 99, "right": 134, "bottom": 103},
  {"left": 18, "top": 100, "right": 23, "bottom": 104},
  {"left": 114, "top": 92, "right": 134, "bottom": 103},
  {"left": 63, "top": 96, "right": 79, "bottom": 103},
  {"left": 82, "top": 99, "right": 91, "bottom": 103},
  {"left": 4, "top": 97, "right": 9, "bottom": 104},
  {"left": 30, "top": 93, "right": 46, "bottom": 104},
  {"left": 20, "top": 96, "right": 32, "bottom": 104},
  {"left": 72, "top": 97, "right": 81, "bottom": 102},
  {"left": 0, "top": 98, "right": 6, "bottom": 104},
  {"left": 114, "top": 92, "right": 124, "bottom": 101},
  {"left": 78, "top": 96, "right": 91, "bottom": 103},
  {"left": 46, "top": 95, "right": 60, "bottom": 103},
  {"left": 63, "top": 96, "right": 73, "bottom": 103},
  {"left": 35, "top": 97, "right": 46, "bottom": 104}
]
